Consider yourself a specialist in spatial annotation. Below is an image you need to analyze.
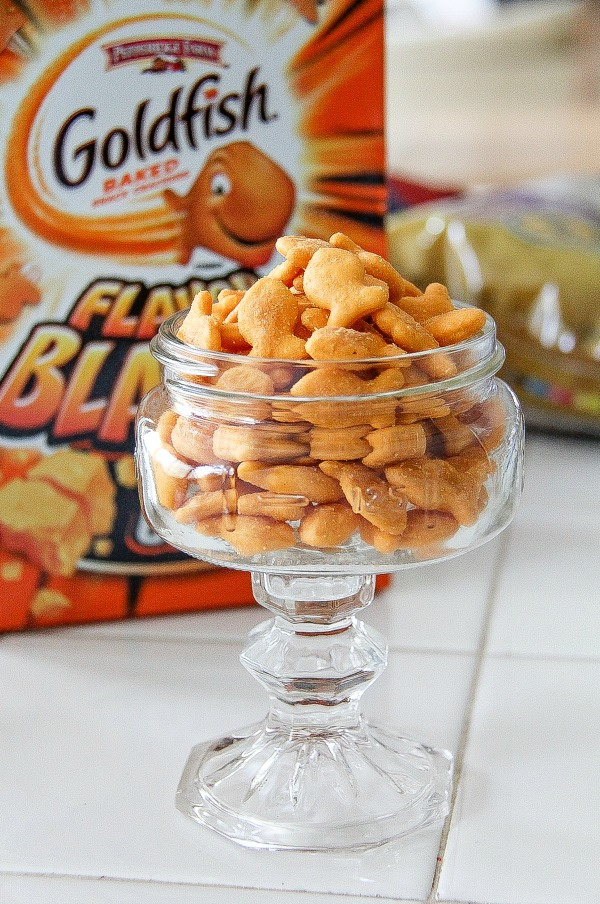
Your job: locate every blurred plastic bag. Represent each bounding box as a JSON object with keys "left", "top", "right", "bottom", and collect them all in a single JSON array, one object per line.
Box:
[{"left": 387, "top": 177, "right": 600, "bottom": 436}]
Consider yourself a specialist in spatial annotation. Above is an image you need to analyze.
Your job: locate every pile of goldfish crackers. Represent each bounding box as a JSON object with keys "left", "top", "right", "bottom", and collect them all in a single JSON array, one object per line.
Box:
[{"left": 149, "top": 233, "right": 505, "bottom": 558}]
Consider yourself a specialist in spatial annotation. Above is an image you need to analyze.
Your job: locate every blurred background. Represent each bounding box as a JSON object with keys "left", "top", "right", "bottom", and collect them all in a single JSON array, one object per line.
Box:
[
  {"left": 386, "top": 0, "right": 599, "bottom": 188},
  {"left": 386, "top": 0, "right": 600, "bottom": 438}
]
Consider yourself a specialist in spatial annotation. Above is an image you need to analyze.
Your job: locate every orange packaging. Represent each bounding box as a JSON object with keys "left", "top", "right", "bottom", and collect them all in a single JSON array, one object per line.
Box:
[{"left": 0, "top": 0, "right": 386, "bottom": 631}]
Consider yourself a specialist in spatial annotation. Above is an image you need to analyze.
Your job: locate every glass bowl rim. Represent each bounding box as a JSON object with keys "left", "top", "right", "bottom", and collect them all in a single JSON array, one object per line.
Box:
[{"left": 151, "top": 304, "right": 505, "bottom": 402}]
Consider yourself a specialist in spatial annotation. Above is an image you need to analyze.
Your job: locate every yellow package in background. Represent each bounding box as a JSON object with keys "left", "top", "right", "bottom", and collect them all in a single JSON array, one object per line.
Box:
[{"left": 387, "top": 179, "right": 600, "bottom": 438}]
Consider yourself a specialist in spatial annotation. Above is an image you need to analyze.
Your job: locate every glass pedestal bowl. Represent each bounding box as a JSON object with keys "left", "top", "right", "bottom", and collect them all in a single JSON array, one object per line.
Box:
[{"left": 135, "top": 308, "right": 524, "bottom": 851}]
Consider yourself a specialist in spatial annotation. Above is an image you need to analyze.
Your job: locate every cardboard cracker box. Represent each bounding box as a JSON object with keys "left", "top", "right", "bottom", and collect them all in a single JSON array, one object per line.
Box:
[{"left": 0, "top": 0, "right": 386, "bottom": 631}]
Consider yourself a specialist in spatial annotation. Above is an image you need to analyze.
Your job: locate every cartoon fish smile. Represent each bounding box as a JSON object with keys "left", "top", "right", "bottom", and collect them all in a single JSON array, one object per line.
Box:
[{"left": 164, "top": 141, "right": 296, "bottom": 268}]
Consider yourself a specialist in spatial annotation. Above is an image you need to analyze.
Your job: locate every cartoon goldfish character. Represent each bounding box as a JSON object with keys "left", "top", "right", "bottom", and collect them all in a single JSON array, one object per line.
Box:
[{"left": 164, "top": 141, "right": 295, "bottom": 268}]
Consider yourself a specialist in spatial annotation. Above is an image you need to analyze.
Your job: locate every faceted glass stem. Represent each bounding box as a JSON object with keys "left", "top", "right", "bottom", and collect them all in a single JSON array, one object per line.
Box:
[{"left": 176, "top": 573, "right": 453, "bottom": 850}]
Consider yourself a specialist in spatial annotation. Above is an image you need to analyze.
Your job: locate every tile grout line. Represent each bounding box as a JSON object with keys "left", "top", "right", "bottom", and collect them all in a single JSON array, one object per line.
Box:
[
  {"left": 428, "top": 529, "right": 512, "bottom": 903},
  {"left": 0, "top": 869, "right": 417, "bottom": 902}
]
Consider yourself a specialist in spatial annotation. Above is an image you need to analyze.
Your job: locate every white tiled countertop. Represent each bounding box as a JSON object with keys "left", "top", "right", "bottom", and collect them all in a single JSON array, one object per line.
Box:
[{"left": 1, "top": 431, "right": 599, "bottom": 904}]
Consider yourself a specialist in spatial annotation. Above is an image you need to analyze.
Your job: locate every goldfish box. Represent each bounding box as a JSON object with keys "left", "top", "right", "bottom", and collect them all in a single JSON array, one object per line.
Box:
[{"left": 0, "top": 0, "right": 386, "bottom": 631}]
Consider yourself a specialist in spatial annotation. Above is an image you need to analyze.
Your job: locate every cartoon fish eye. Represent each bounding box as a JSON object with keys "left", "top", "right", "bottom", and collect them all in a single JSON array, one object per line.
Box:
[{"left": 210, "top": 172, "right": 232, "bottom": 196}]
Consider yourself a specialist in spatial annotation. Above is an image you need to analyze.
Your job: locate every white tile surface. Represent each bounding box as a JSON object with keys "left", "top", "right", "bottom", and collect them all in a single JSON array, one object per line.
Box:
[
  {"left": 438, "top": 655, "right": 600, "bottom": 904},
  {"left": 517, "top": 433, "right": 600, "bottom": 528},
  {"left": 371, "top": 539, "right": 501, "bottom": 654},
  {"left": 66, "top": 603, "right": 265, "bottom": 644},
  {"left": 0, "top": 874, "right": 411, "bottom": 904},
  {"left": 487, "top": 518, "right": 600, "bottom": 659},
  {"left": 486, "top": 434, "right": 600, "bottom": 659},
  {"left": 0, "top": 631, "right": 474, "bottom": 901},
  {"left": 3, "top": 433, "right": 599, "bottom": 904}
]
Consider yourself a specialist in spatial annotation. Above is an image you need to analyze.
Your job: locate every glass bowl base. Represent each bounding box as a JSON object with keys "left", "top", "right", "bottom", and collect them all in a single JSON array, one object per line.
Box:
[{"left": 176, "top": 716, "right": 453, "bottom": 851}]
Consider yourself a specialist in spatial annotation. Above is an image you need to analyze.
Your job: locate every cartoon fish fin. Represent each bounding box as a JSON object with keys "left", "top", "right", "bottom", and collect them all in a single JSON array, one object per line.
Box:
[{"left": 163, "top": 188, "right": 187, "bottom": 213}]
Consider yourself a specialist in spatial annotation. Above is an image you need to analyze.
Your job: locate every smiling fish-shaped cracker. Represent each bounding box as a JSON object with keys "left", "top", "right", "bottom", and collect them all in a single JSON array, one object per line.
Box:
[{"left": 164, "top": 141, "right": 296, "bottom": 268}]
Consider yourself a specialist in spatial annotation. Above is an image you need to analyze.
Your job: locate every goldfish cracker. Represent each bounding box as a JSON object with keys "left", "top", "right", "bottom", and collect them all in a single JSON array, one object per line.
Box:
[
  {"left": 358, "top": 519, "right": 405, "bottom": 554},
  {"left": 174, "top": 487, "right": 237, "bottom": 523},
  {"left": 429, "top": 414, "right": 475, "bottom": 457},
  {"left": 170, "top": 416, "right": 222, "bottom": 465},
  {"left": 269, "top": 364, "right": 297, "bottom": 392},
  {"left": 385, "top": 457, "right": 484, "bottom": 527},
  {"left": 274, "top": 235, "right": 330, "bottom": 269},
  {"left": 237, "top": 461, "right": 343, "bottom": 504},
  {"left": 298, "top": 502, "right": 360, "bottom": 548},
  {"left": 236, "top": 278, "right": 308, "bottom": 359},
  {"left": 305, "top": 325, "right": 402, "bottom": 360},
  {"left": 319, "top": 460, "right": 408, "bottom": 535},
  {"left": 176, "top": 291, "right": 221, "bottom": 348},
  {"left": 215, "top": 364, "right": 275, "bottom": 396},
  {"left": 474, "top": 395, "right": 507, "bottom": 453},
  {"left": 358, "top": 509, "right": 459, "bottom": 554},
  {"left": 219, "top": 322, "right": 252, "bottom": 352},
  {"left": 145, "top": 430, "right": 192, "bottom": 510},
  {"left": 449, "top": 443, "right": 496, "bottom": 483},
  {"left": 213, "top": 424, "right": 309, "bottom": 463},
  {"left": 212, "top": 289, "right": 244, "bottom": 322},
  {"left": 371, "top": 303, "right": 437, "bottom": 354},
  {"left": 300, "top": 306, "right": 329, "bottom": 334},
  {"left": 237, "top": 491, "right": 309, "bottom": 521},
  {"left": 392, "top": 509, "right": 460, "bottom": 549},
  {"left": 424, "top": 307, "right": 487, "bottom": 347},
  {"left": 395, "top": 283, "right": 454, "bottom": 323},
  {"left": 303, "top": 246, "right": 388, "bottom": 328},
  {"left": 330, "top": 232, "right": 419, "bottom": 294},
  {"left": 396, "top": 394, "right": 451, "bottom": 421},
  {"left": 156, "top": 409, "right": 178, "bottom": 444},
  {"left": 309, "top": 424, "right": 372, "bottom": 460},
  {"left": 361, "top": 423, "right": 427, "bottom": 468},
  {"left": 267, "top": 256, "right": 302, "bottom": 286},
  {"left": 196, "top": 514, "right": 296, "bottom": 556},
  {"left": 291, "top": 365, "right": 404, "bottom": 399}
]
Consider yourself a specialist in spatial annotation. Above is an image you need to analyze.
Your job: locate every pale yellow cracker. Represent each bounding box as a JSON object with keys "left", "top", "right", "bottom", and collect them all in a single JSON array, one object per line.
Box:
[
  {"left": 237, "top": 277, "right": 308, "bottom": 359},
  {"left": 237, "top": 491, "right": 309, "bottom": 521},
  {"left": 237, "top": 461, "right": 343, "bottom": 504},
  {"left": 319, "top": 460, "right": 407, "bottom": 535},
  {"left": 305, "top": 326, "right": 402, "bottom": 360},
  {"left": 275, "top": 235, "right": 330, "bottom": 268},
  {"left": 213, "top": 425, "right": 309, "bottom": 462},
  {"left": 196, "top": 514, "right": 296, "bottom": 556},
  {"left": 303, "top": 247, "right": 388, "bottom": 329},
  {"left": 298, "top": 502, "right": 360, "bottom": 548},
  {"left": 424, "top": 307, "right": 487, "bottom": 346},
  {"left": 395, "top": 282, "right": 454, "bottom": 323},
  {"left": 362, "top": 423, "right": 427, "bottom": 468},
  {"left": 170, "top": 416, "right": 222, "bottom": 465},
  {"left": 309, "top": 424, "right": 372, "bottom": 460}
]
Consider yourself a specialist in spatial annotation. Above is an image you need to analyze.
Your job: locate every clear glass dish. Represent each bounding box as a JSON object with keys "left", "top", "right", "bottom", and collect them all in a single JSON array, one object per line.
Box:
[{"left": 135, "top": 306, "right": 524, "bottom": 851}]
